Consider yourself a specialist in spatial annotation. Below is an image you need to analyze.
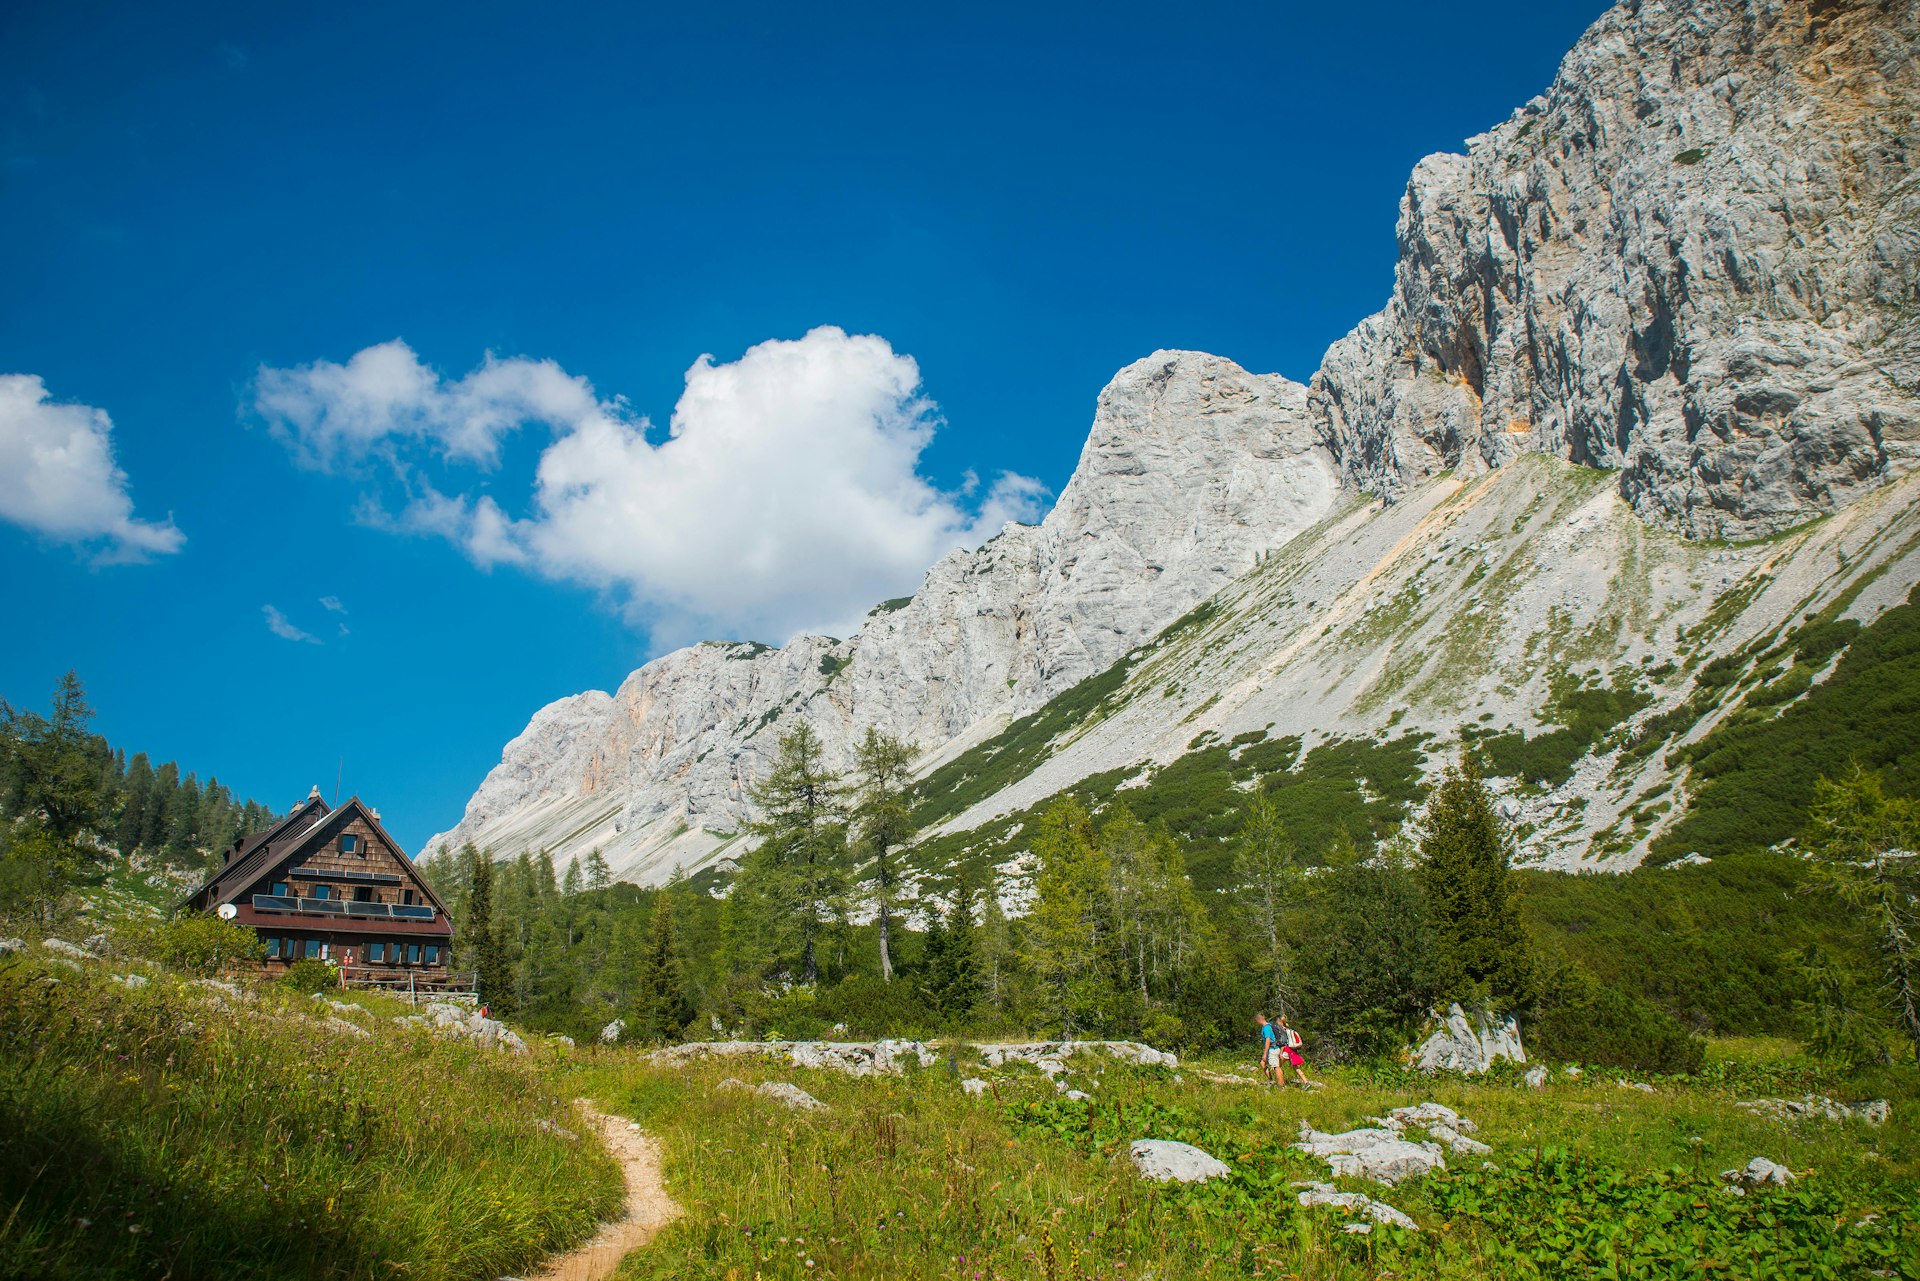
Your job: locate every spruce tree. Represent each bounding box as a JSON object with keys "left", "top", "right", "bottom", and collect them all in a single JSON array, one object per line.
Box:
[
  {"left": 1418, "top": 755, "right": 1535, "bottom": 1010},
  {"left": 635, "top": 892, "right": 693, "bottom": 1040},
  {"left": 925, "top": 883, "right": 982, "bottom": 1019},
  {"left": 464, "top": 843, "right": 514, "bottom": 1015}
]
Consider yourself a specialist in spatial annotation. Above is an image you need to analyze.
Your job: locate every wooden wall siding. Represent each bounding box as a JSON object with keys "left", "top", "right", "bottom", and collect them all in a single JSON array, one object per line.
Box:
[{"left": 285, "top": 817, "right": 430, "bottom": 908}]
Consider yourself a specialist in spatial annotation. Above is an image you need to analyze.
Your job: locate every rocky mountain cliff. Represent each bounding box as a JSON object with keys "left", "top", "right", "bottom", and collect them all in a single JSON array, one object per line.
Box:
[{"left": 429, "top": 0, "right": 1918, "bottom": 883}]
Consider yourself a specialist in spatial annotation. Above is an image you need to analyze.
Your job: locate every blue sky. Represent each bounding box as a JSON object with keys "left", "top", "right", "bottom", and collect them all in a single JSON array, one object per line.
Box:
[{"left": 0, "top": 0, "right": 1604, "bottom": 854}]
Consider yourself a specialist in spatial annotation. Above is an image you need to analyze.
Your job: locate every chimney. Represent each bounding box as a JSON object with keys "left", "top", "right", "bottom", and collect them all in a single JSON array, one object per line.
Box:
[{"left": 308, "top": 784, "right": 323, "bottom": 801}]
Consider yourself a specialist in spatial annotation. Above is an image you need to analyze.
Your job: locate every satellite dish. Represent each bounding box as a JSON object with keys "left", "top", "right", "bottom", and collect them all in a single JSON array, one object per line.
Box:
[{"left": 217, "top": 904, "right": 238, "bottom": 920}]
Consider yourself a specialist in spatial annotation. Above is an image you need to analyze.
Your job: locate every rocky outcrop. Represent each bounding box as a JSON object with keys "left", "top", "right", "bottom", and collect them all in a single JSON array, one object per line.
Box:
[
  {"left": 1294, "top": 1183, "right": 1420, "bottom": 1232},
  {"left": 1295, "top": 1121, "right": 1447, "bottom": 1186},
  {"left": 977, "top": 1040, "right": 1179, "bottom": 1071},
  {"left": 648, "top": 1039, "right": 938, "bottom": 1076},
  {"left": 1737, "top": 1095, "right": 1891, "bottom": 1125},
  {"left": 428, "top": 354, "right": 1335, "bottom": 881},
  {"left": 716, "top": 1078, "right": 828, "bottom": 1111},
  {"left": 1129, "top": 1139, "right": 1230, "bottom": 1184},
  {"left": 1411, "top": 1004, "right": 1526, "bottom": 1074},
  {"left": 1312, "top": 0, "right": 1919, "bottom": 539},
  {"left": 1723, "top": 1156, "right": 1795, "bottom": 1188}
]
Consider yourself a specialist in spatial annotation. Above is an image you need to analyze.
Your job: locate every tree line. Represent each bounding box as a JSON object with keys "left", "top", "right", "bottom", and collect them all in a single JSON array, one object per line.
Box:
[{"left": 0, "top": 674, "right": 278, "bottom": 926}]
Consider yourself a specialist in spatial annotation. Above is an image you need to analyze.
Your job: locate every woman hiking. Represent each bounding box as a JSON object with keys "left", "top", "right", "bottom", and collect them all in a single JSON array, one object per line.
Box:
[
  {"left": 1256, "top": 1013, "right": 1285, "bottom": 1086},
  {"left": 1277, "top": 1015, "right": 1317, "bottom": 1087}
]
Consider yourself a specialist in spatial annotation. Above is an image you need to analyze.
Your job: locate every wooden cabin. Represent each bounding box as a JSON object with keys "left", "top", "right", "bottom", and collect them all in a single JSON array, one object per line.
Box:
[{"left": 185, "top": 788, "right": 458, "bottom": 988}]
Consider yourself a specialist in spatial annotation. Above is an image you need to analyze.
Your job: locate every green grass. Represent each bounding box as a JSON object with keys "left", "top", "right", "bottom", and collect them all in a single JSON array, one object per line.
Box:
[
  {"left": 0, "top": 948, "right": 622, "bottom": 1280},
  {"left": 572, "top": 1039, "right": 1919, "bottom": 1280}
]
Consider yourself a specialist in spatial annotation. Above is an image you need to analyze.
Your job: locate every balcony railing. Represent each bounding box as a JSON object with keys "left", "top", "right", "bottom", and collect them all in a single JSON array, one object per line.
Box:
[{"left": 251, "top": 894, "right": 436, "bottom": 921}]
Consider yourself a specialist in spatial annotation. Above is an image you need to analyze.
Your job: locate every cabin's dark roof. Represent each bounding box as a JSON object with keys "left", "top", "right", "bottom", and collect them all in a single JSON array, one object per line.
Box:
[{"left": 182, "top": 794, "right": 450, "bottom": 918}]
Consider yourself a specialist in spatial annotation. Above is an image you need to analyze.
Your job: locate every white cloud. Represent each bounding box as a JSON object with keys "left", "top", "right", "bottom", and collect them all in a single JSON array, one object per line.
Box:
[
  {"left": 319, "top": 595, "right": 347, "bottom": 614},
  {"left": 263, "top": 604, "right": 321, "bottom": 644},
  {"left": 0, "top": 374, "right": 184, "bottom": 562},
  {"left": 253, "top": 327, "right": 1047, "bottom": 642}
]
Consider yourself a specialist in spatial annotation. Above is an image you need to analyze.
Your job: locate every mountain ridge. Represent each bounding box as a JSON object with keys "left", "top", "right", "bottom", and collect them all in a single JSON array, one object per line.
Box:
[{"left": 429, "top": 0, "right": 1919, "bottom": 883}]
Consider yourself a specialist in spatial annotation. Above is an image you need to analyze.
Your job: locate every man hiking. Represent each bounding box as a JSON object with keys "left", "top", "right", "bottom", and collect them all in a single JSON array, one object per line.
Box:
[{"left": 1256, "top": 1013, "right": 1285, "bottom": 1086}]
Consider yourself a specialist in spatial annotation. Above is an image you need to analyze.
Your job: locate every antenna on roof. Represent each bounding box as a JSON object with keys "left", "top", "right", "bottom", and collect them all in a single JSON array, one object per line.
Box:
[{"left": 335, "top": 757, "right": 343, "bottom": 807}]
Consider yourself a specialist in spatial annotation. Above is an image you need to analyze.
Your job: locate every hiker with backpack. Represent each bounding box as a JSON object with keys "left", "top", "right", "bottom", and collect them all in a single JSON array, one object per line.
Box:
[
  {"left": 1256, "top": 1013, "right": 1285, "bottom": 1086},
  {"left": 1277, "top": 1015, "right": 1316, "bottom": 1086}
]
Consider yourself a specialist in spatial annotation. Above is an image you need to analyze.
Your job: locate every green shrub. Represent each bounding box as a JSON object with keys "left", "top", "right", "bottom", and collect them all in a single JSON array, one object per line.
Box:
[
  {"left": 126, "top": 915, "right": 263, "bottom": 976},
  {"left": 1529, "top": 955, "right": 1706, "bottom": 1074},
  {"left": 276, "top": 957, "right": 337, "bottom": 994}
]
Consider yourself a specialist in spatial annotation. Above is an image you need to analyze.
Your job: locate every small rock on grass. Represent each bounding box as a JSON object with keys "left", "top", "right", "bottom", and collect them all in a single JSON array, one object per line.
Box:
[
  {"left": 1130, "top": 1139, "right": 1229, "bottom": 1184},
  {"left": 1722, "top": 1157, "right": 1793, "bottom": 1188},
  {"left": 961, "top": 1078, "right": 989, "bottom": 1098},
  {"left": 1294, "top": 1182, "right": 1419, "bottom": 1231},
  {"left": 1525, "top": 1066, "right": 1549, "bottom": 1089}
]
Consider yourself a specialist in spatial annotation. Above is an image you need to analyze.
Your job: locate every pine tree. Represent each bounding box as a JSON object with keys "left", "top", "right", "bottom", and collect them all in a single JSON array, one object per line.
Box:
[
  {"left": 583, "top": 849, "right": 611, "bottom": 892},
  {"left": 1418, "top": 755, "right": 1535, "bottom": 1010},
  {"left": 852, "top": 728, "right": 917, "bottom": 982},
  {"left": 562, "top": 856, "right": 582, "bottom": 898},
  {"left": 635, "top": 893, "right": 692, "bottom": 1041},
  {"left": 464, "top": 843, "right": 514, "bottom": 1014},
  {"left": 740, "top": 723, "right": 848, "bottom": 982}
]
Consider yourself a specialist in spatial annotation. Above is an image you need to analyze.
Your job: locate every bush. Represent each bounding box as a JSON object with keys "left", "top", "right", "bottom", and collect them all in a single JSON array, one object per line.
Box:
[
  {"left": 277, "top": 957, "right": 337, "bottom": 994},
  {"left": 1529, "top": 955, "right": 1706, "bottom": 1074},
  {"left": 127, "top": 915, "right": 263, "bottom": 976},
  {"left": 1293, "top": 861, "right": 1438, "bottom": 1060}
]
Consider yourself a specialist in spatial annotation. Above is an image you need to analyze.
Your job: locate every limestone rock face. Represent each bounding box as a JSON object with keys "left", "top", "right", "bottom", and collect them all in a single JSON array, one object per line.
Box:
[
  {"left": 427, "top": 354, "right": 1334, "bottom": 881},
  {"left": 1412, "top": 1004, "right": 1526, "bottom": 1074},
  {"left": 1311, "top": 0, "right": 1920, "bottom": 538}
]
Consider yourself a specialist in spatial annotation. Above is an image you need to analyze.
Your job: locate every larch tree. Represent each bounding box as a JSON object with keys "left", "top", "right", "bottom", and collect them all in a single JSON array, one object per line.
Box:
[
  {"left": 741, "top": 722, "right": 848, "bottom": 982},
  {"left": 1418, "top": 755, "right": 1536, "bottom": 1010},
  {"left": 635, "top": 892, "right": 693, "bottom": 1041},
  {"left": 852, "top": 727, "right": 917, "bottom": 982},
  {"left": 1803, "top": 767, "right": 1920, "bottom": 1061},
  {"left": 1234, "top": 793, "right": 1304, "bottom": 1018},
  {"left": 1019, "top": 797, "right": 1120, "bottom": 1035},
  {"left": 463, "top": 843, "right": 514, "bottom": 1015}
]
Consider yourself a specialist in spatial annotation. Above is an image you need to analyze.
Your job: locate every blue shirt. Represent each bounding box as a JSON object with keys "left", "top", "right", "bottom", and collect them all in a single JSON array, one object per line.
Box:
[{"left": 1261, "top": 1025, "right": 1276, "bottom": 1042}]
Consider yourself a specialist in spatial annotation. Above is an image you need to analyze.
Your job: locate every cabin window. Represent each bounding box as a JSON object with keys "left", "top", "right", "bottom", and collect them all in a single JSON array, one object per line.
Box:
[
  {"left": 272, "top": 881, "right": 289, "bottom": 896},
  {"left": 340, "top": 834, "right": 360, "bottom": 855},
  {"left": 353, "top": 886, "right": 373, "bottom": 902},
  {"left": 303, "top": 939, "right": 321, "bottom": 959},
  {"left": 264, "top": 937, "right": 281, "bottom": 959},
  {"left": 407, "top": 943, "right": 421, "bottom": 964},
  {"left": 402, "top": 889, "right": 416, "bottom": 906},
  {"left": 424, "top": 945, "right": 439, "bottom": 964},
  {"left": 369, "top": 942, "right": 385, "bottom": 963},
  {"left": 312, "top": 884, "right": 331, "bottom": 900}
]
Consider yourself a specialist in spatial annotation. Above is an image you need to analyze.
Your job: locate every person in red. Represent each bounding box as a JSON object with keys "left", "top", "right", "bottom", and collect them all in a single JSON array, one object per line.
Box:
[{"left": 1277, "top": 1015, "right": 1317, "bottom": 1086}]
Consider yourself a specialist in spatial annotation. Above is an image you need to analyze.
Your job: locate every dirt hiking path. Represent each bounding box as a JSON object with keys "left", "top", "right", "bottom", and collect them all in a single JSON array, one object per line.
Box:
[{"left": 524, "top": 1100, "right": 680, "bottom": 1281}]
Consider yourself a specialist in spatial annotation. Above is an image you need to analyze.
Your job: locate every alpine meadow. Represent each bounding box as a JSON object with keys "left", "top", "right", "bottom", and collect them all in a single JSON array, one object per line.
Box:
[{"left": 4, "top": 0, "right": 1920, "bottom": 1277}]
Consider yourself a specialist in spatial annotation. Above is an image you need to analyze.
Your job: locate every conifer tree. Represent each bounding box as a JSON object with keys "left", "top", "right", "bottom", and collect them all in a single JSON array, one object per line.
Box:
[
  {"left": 924, "top": 882, "right": 982, "bottom": 1019},
  {"left": 1234, "top": 794, "right": 1302, "bottom": 1018},
  {"left": 852, "top": 728, "right": 917, "bottom": 982},
  {"left": 464, "top": 843, "right": 514, "bottom": 1014},
  {"left": 1418, "top": 755, "right": 1535, "bottom": 1009},
  {"left": 740, "top": 723, "right": 848, "bottom": 982},
  {"left": 1019, "top": 797, "right": 1121, "bottom": 1034},
  {"left": 635, "top": 892, "right": 693, "bottom": 1040},
  {"left": 583, "top": 849, "right": 611, "bottom": 892}
]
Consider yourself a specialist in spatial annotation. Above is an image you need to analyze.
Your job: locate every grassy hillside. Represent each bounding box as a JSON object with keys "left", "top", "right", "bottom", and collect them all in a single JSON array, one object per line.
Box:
[
  {"left": 0, "top": 945, "right": 621, "bottom": 1281},
  {"left": 580, "top": 1041, "right": 1920, "bottom": 1280}
]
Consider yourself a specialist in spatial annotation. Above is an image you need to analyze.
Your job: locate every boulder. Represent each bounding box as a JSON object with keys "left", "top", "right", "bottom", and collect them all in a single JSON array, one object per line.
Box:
[
  {"left": 1063, "top": 1089, "right": 1091, "bottom": 1102},
  {"left": 1294, "top": 1181, "right": 1419, "bottom": 1231},
  {"left": 961, "top": 1078, "right": 989, "bottom": 1098},
  {"left": 1411, "top": 1004, "right": 1524, "bottom": 1074},
  {"left": 1524, "top": 1066, "right": 1549, "bottom": 1089},
  {"left": 41, "top": 937, "right": 96, "bottom": 961},
  {"left": 650, "top": 1039, "right": 936, "bottom": 1077},
  {"left": 1295, "top": 1122, "right": 1446, "bottom": 1185},
  {"left": 1129, "top": 1139, "right": 1230, "bottom": 1184},
  {"left": 110, "top": 973, "right": 149, "bottom": 989},
  {"left": 323, "top": 1017, "right": 371, "bottom": 1039},
  {"left": 600, "top": 1018, "right": 626, "bottom": 1044},
  {"left": 978, "top": 1041, "right": 1178, "bottom": 1070},
  {"left": 0, "top": 938, "right": 22, "bottom": 956},
  {"left": 1722, "top": 1157, "right": 1794, "bottom": 1188}
]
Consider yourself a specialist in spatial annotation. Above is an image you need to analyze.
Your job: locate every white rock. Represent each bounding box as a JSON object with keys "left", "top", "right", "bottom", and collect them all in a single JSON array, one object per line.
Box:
[
  {"left": 757, "top": 1082, "right": 828, "bottom": 1112},
  {"left": 110, "top": 973, "right": 149, "bottom": 989},
  {"left": 1294, "top": 1181, "right": 1420, "bottom": 1231},
  {"left": 41, "top": 938, "right": 95, "bottom": 961},
  {"left": 961, "top": 1078, "right": 989, "bottom": 1098},
  {"left": 1616, "top": 1080, "right": 1656, "bottom": 1094},
  {"left": 1723, "top": 1158, "right": 1794, "bottom": 1188},
  {"left": 323, "top": 1016, "right": 371, "bottom": 1039},
  {"left": 1524, "top": 1066, "right": 1549, "bottom": 1089},
  {"left": 1129, "top": 1139, "right": 1230, "bottom": 1184},
  {"left": 1063, "top": 1089, "right": 1091, "bottom": 1102},
  {"left": 1737, "top": 1096, "right": 1891, "bottom": 1127},
  {"left": 600, "top": 1017, "right": 627, "bottom": 1044},
  {"left": 1296, "top": 1122, "right": 1445, "bottom": 1185},
  {"left": 1412, "top": 1004, "right": 1525, "bottom": 1074}
]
